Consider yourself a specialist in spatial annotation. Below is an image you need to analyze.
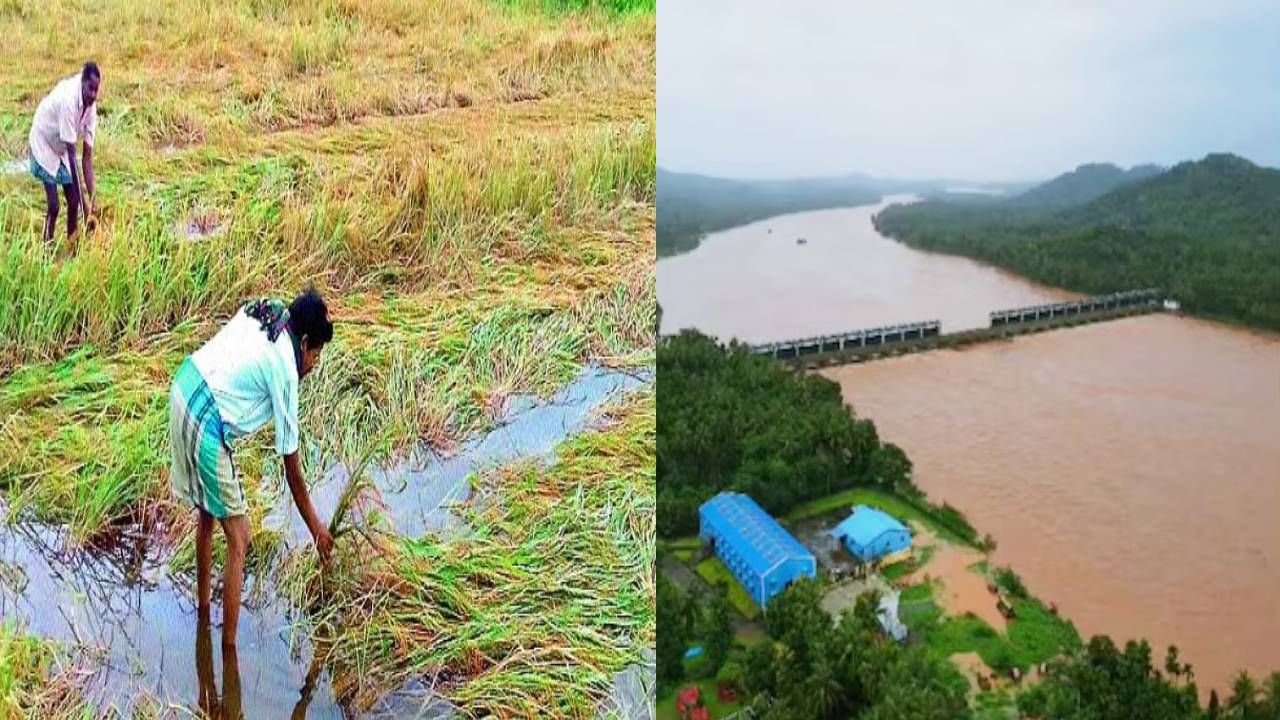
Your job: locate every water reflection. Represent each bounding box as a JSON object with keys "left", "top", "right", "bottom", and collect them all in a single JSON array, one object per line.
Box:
[
  {"left": 195, "top": 611, "right": 243, "bottom": 720},
  {"left": 2, "top": 364, "right": 653, "bottom": 716}
]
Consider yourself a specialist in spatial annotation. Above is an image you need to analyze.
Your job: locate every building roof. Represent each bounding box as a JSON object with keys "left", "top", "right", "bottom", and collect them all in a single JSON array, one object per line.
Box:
[
  {"left": 700, "top": 492, "right": 815, "bottom": 577},
  {"left": 829, "top": 505, "right": 910, "bottom": 546}
]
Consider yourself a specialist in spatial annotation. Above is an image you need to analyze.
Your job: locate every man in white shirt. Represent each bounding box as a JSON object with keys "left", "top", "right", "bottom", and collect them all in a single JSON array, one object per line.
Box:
[
  {"left": 28, "top": 62, "right": 99, "bottom": 244},
  {"left": 170, "top": 287, "right": 335, "bottom": 648}
]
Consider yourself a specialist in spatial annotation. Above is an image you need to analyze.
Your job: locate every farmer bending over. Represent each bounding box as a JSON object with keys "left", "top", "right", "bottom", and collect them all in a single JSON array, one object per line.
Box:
[
  {"left": 170, "top": 288, "right": 335, "bottom": 648},
  {"left": 29, "top": 61, "right": 99, "bottom": 244}
]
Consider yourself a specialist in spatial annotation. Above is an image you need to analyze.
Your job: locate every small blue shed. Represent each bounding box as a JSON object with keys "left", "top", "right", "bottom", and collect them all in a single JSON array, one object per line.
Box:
[
  {"left": 829, "top": 505, "right": 912, "bottom": 562},
  {"left": 699, "top": 492, "right": 817, "bottom": 609}
]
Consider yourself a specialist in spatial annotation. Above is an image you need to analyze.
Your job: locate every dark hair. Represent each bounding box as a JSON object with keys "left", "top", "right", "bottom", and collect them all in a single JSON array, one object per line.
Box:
[
  {"left": 289, "top": 286, "right": 333, "bottom": 348},
  {"left": 82, "top": 61, "right": 100, "bottom": 82}
]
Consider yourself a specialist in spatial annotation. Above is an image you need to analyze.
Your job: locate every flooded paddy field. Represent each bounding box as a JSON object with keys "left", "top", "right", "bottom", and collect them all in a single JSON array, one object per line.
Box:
[{"left": 0, "top": 0, "right": 657, "bottom": 716}]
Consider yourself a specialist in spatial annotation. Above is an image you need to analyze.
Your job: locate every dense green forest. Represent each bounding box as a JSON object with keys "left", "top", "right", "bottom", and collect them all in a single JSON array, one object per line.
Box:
[
  {"left": 744, "top": 582, "right": 970, "bottom": 719},
  {"left": 875, "top": 154, "right": 1280, "bottom": 331},
  {"left": 1019, "top": 636, "right": 1280, "bottom": 720},
  {"left": 656, "top": 331, "right": 918, "bottom": 537},
  {"left": 657, "top": 169, "right": 881, "bottom": 257},
  {"left": 662, "top": 573, "right": 1280, "bottom": 720}
]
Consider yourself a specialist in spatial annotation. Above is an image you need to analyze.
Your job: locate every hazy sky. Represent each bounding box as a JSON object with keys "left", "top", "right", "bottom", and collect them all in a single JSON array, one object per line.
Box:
[{"left": 658, "top": 1, "right": 1280, "bottom": 182}]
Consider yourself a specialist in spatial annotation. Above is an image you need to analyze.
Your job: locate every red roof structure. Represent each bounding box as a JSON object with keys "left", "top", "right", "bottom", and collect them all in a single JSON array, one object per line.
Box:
[{"left": 675, "top": 686, "right": 702, "bottom": 719}]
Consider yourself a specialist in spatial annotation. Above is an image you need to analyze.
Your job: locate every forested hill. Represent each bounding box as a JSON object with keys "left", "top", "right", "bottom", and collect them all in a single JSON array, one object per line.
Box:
[
  {"left": 874, "top": 153, "right": 1280, "bottom": 331},
  {"left": 657, "top": 168, "right": 881, "bottom": 257},
  {"left": 1010, "top": 162, "right": 1164, "bottom": 208}
]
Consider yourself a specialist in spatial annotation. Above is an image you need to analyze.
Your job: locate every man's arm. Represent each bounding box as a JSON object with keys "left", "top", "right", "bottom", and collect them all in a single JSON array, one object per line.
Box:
[
  {"left": 82, "top": 142, "right": 94, "bottom": 212},
  {"left": 283, "top": 452, "right": 333, "bottom": 563},
  {"left": 65, "top": 141, "right": 80, "bottom": 196}
]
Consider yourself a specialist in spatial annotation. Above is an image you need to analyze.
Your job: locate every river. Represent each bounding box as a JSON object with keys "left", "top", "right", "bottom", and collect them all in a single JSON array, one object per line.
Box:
[
  {"left": 656, "top": 197, "right": 1280, "bottom": 696},
  {"left": 657, "top": 196, "right": 1077, "bottom": 342}
]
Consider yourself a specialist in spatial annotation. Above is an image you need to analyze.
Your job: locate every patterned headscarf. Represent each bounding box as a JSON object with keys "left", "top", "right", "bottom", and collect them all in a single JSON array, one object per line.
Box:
[{"left": 244, "top": 297, "right": 303, "bottom": 375}]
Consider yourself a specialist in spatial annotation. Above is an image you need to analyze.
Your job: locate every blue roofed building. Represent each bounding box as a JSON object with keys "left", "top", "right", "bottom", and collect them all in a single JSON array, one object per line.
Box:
[
  {"left": 829, "top": 505, "right": 912, "bottom": 563},
  {"left": 699, "top": 492, "right": 817, "bottom": 609}
]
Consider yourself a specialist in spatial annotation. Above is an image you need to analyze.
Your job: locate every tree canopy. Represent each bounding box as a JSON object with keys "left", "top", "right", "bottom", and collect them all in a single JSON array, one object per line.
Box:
[
  {"left": 875, "top": 154, "right": 1280, "bottom": 331},
  {"left": 657, "top": 330, "right": 913, "bottom": 537}
]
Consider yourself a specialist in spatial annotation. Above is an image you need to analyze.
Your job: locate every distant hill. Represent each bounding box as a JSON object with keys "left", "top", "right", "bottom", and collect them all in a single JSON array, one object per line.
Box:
[
  {"left": 874, "top": 153, "right": 1280, "bottom": 331},
  {"left": 657, "top": 169, "right": 881, "bottom": 257},
  {"left": 1010, "top": 162, "right": 1165, "bottom": 208}
]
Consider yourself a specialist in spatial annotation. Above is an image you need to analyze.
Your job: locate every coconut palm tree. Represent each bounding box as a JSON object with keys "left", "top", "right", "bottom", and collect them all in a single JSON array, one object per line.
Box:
[{"left": 1227, "top": 671, "right": 1260, "bottom": 718}]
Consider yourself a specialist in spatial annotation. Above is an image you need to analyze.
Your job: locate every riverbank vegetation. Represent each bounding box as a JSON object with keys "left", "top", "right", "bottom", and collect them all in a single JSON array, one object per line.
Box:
[
  {"left": 657, "top": 331, "right": 921, "bottom": 535},
  {"left": 875, "top": 154, "right": 1280, "bottom": 331},
  {"left": 656, "top": 168, "right": 880, "bottom": 257}
]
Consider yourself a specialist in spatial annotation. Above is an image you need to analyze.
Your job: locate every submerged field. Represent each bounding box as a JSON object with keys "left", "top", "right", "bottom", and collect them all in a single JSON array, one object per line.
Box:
[{"left": 0, "top": 0, "right": 655, "bottom": 716}]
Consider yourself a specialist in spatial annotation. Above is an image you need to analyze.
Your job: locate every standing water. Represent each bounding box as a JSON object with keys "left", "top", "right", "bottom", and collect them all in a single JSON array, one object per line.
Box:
[
  {"left": 656, "top": 200, "right": 1280, "bottom": 697},
  {"left": 0, "top": 365, "right": 652, "bottom": 717}
]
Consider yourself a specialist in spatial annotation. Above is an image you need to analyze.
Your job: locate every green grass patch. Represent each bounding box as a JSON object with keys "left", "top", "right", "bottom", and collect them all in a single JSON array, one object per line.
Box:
[
  {"left": 882, "top": 559, "right": 914, "bottom": 582},
  {"left": 672, "top": 549, "right": 693, "bottom": 563},
  {"left": 0, "top": 622, "right": 88, "bottom": 717},
  {"left": 900, "top": 581, "right": 933, "bottom": 604},
  {"left": 882, "top": 545, "right": 934, "bottom": 582},
  {"left": 912, "top": 595, "right": 1081, "bottom": 675},
  {"left": 900, "top": 599, "right": 944, "bottom": 631},
  {"left": 498, "top": 0, "right": 655, "bottom": 16},
  {"left": 694, "top": 557, "right": 760, "bottom": 621},
  {"left": 663, "top": 535, "right": 701, "bottom": 551},
  {"left": 1006, "top": 597, "right": 1081, "bottom": 664},
  {"left": 974, "top": 687, "right": 1018, "bottom": 719}
]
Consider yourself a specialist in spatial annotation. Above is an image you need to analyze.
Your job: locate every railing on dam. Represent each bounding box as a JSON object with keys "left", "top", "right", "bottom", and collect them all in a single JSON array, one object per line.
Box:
[
  {"left": 989, "top": 288, "right": 1161, "bottom": 326},
  {"left": 750, "top": 320, "right": 942, "bottom": 359}
]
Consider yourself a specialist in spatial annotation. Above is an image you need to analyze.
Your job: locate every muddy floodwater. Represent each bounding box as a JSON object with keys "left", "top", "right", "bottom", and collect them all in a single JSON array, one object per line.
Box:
[
  {"left": 657, "top": 196, "right": 1075, "bottom": 344},
  {"left": 658, "top": 199, "right": 1280, "bottom": 697},
  {"left": 0, "top": 365, "right": 652, "bottom": 718},
  {"left": 825, "top": 315, "right": 1280, "bottom": 696}
]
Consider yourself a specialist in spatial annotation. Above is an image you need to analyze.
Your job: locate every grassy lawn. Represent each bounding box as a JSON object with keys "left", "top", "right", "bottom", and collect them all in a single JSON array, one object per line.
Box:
[
  {"left": 783, "top": 487, "right": 975, "bottom": 547},
  {"left": 910, "top": 595, "right": 1081, "bottom": 674},
  {"left": 900, "top": 580, "right": 934, "bottom": 604},
  {"left": 656, "top": 680, "right": 743, "bottom": 720},
  {"left": 882, "top": 545, "right": 935, "bottom": 582},
  {"left": 673, "top": 549, "right": 694, "bottom": 563},
  {"left": 694, "top": 557, "right": 761, "bottom": 620},
  {"left": 664, "top": 536, "right": 702, "bottom": 551}
]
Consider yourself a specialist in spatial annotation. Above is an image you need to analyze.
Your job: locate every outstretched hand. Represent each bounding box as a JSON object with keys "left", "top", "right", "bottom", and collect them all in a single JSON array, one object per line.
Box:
[{"left": 314, "top": 525, "right": 334, "bottom": 566}]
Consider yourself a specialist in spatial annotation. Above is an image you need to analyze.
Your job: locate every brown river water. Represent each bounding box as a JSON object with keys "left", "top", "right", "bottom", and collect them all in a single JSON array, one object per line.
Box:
[
  {"left": 657, "top": 196, "right": 1078, "bottom": 342},
  {"left": 657, "top": 197, "right": 1280, "bottom": 697}
]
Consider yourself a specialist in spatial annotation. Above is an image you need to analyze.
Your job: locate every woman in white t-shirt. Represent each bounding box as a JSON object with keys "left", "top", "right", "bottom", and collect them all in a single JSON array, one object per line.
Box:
[{"left": 28, "top": 61, "right": 99, "bottom": 244}]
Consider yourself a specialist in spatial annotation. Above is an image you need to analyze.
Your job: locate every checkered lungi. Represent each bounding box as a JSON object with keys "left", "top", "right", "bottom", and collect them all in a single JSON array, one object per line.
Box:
[{"left": 169, "top": 356, "right": 245, "bottom": 518}]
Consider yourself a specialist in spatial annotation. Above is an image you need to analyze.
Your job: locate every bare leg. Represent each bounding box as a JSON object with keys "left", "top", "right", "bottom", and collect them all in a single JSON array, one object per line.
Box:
[
  {"left": 222, "top": 642, "right": 243, "bottom": 720},
  {"left": 218, "top": 515, "right": 249, "bottom": 649},
  {"left": 63, "top": 181, "right": 79, "bottom": 238},
  {"left": 195, "top": 608, "right": 218, "bottom": 717},
  {"left": 41, "top": 182, "right": 58, "bottom": 243},
  {"left": 197, "top": 510, "right": 215, "bottom": 612}
]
